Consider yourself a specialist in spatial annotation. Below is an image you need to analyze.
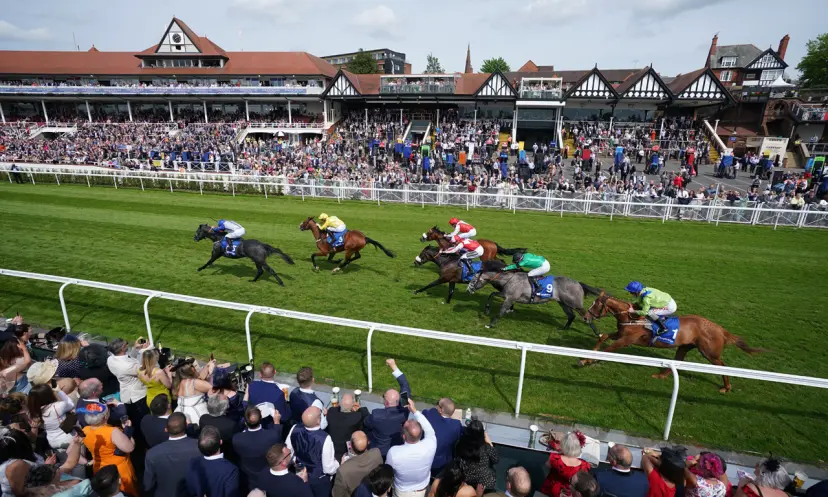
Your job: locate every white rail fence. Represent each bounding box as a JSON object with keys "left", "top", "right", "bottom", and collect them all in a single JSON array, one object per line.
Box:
[
  {"left": 4, "top": 165, "right": 827, "bottom": 230},
  {"left": 2, "top": 268, "right": 828, "bottom": 442}
]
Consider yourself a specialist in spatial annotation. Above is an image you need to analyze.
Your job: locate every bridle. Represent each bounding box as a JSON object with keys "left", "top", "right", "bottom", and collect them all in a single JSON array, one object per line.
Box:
[{"left": 587, "top": 294, "right": 640, "bottom": 323}]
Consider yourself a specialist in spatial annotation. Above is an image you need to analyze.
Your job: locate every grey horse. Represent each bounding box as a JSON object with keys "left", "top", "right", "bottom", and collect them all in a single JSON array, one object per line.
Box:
[{"left": 467, "top": 260, "right": 601, "bottom": 332}]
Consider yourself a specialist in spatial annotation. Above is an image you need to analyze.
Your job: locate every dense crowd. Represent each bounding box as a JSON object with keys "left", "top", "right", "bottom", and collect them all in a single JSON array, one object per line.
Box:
[
  {"left": 1, "top": 317, "right": 822, "bottom": 497},
  {"left": 0, "top": 79, "right": 324, "bottom": 89}
]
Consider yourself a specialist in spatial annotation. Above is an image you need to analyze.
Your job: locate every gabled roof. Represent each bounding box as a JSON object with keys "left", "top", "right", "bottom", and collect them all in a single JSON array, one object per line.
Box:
[
  {"left": 565, "top": 67, "right": 619, "bottom": 100},
  {"left": 615, "top": 66, "right": 672, "bottom": 101},
  {"left": 668, "top": 67, "right": 730, "bottom": 102},
  {"left": 744, "top": 48, "right": 788, "bottom": 70},
  {"left": 517, "top": 60, "right": 538, "bottom": 72},
  {"left": 709, "top": 44, "right": 762, "bottom": 69},
  {"left": 455, "top": 73, "right": 489, "bottom": 95},
  {"left": 473, "top": 71, "right": 517, "bottom": 98},
  {"left": 138, "top": 17, "right": 227, "bottom": 58}
]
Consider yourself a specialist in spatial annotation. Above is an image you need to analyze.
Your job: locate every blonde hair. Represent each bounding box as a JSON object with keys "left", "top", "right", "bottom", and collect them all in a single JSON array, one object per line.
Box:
[
  {"left": 55, "top": 340, "right": 81, "bottom": 361},
  {"left": 140, "top": 349, "right": 159, "bottom": 374}
]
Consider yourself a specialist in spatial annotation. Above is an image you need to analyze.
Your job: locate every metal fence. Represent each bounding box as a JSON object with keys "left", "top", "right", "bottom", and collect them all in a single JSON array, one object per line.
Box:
[{"left": 3, "top": 165, "right": 826, "bottom": 230}]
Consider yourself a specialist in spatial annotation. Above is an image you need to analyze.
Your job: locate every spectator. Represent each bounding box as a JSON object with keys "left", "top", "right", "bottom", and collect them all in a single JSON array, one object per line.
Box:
[
  {"left": 200, "top": 394, "right": 241, "bottom": 463},
  {"left": 137, "top": 347, "right": 172, "bottom": 406},
  {"left": 326, "top": 392, "right": 369, "bottom": 461},
  {"left": 0, "top": 427, "right": 40, "bottom": 497},
  {"left": 75, "top": 378, "right": 127, "bottom": 428},
  {"left": 571, "top": 471, "right": 601, "bottom": 497},
  {"left": 21, "top": 454, "right": 86, "bottom": 496},
  {"left": 172, "top": 360, "right": 213, "bottom": 424},
  {"left": 484, "top": 466, "right": 532, "bottom": 497},
  {"left": 354, "top": 463, "right": 394, "bottom": 497},
  {"left": 89, "top": 465, "right": 121, "bottom": 497},
  {"left": 386, "top": 398, "right": 437, "bottom": 497},
  {"left": 428, "top": 460, "right": 477, "bottom": 497},
  {"left": 186, "top": 425, "right": 241, "bottom": 497},
  {"left": 244, "top": 361, "right": 291, "bottom": 426},
  {"left": 593, "top": 444, "right": 649, "bottom": 497},
  {"left": 144, "top": 413, "right": 201, "bottom": 497},
  {"left": 541, "top": 431, "right": 591, "bottom": 497},
  {"left": 256, "top": 443, "right": 313, "bottom": 497},
  {"left": 210, "top": 367, "right": 245, "bottom": 426},
  {"left": 456, "top": 418, "right": 498, "bottom": 492},
  {"left": 141, "top": 393, "right": 175, "bottom": 448},
  {"left": 79, "top": 402, "right": 138, "bottom": 497},
  {"left": 0, "top": 337, "right": 32, "bottom": 395},
  {"left": 684, "top": 452, "right": 728, "bottom": 497},
  {"left": 641, "top": 446, "right": 686, "bottom": 497},
  {"left": 364, "top": 358, "right": 411, "bottom": 458},
  {"left": 332, "top": 431, "right": 382, "bottom": 497},
  {"left": 422, "top": 397, "right": 463, "bottom": 477},
  {"left": 106, "top": 338, "right": 149, "bottom": 422},
  {"left": 288, "top": 366, "right": 327, "bottom": 427},
  {"left": 26, "top": 382, "right": 75, "bottom": 450},
  {"left": 53, "top": 335, "right": 84, "bottom": 389},
  {"left": 286, "top": 406, "right": 338, "bottom": 497},
  {"left": 76, "top": 344, "right": 119, "bottom": 397},
  {"left": 232, "top": 407, "right": 283, "bottom": 493},
  {"left": 734, "top": 458, "right": 791, "bottom": 497}
]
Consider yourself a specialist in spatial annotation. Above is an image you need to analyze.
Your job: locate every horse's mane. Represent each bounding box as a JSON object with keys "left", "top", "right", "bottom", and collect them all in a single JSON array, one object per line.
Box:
[
  {"left": 432, "top": 225, "right": 445, "bottom": 234},
  {"left": 481, "top": 259, "right": 506, "bottom": 272}
]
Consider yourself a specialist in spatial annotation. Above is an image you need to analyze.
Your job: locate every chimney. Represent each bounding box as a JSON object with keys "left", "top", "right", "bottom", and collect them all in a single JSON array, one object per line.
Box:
[
  {"left": 705, "top": 34, "right": 718, "bottom": 68},
  {"left": 464, "top": 44, "right": 473, "bottom": 74},
  {"left": 778, "top": 34, "right": 790, "bottom": 60}
]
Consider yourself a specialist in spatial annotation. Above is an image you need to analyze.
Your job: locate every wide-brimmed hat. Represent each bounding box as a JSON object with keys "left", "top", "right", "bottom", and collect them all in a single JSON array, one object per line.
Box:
[{"left": 26, "top": 359, "right": 58, "bottom": 386}]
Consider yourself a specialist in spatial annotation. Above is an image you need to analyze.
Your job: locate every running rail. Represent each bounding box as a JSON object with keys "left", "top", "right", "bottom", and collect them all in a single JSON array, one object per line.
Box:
[{"left": 2, "top": 268, "right": 828, "bottom": 441}]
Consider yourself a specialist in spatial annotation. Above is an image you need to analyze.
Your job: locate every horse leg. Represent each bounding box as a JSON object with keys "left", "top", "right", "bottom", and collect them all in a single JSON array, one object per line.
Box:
[
  {"left": 487, "top": 297, "right": 515, "bottom": 328},
  {"left": 250, "top": 263, "right": 264, "bottom": 282},
  {"left": 484, "top": 292, "right": 503, "bottom": 315},
  {"left": 577, "top": 333, "right": 614, "bottom": 367},
  {"left": 653, "top": 344, "right": 695, "bottom": 379},
  {"left": 414, "top": 277, "right": 447, "bottom": 295},
  {"left": 327, "top": 253, "right": 342, "bottom": 264},
  {"left": 334, "top": 250, "right": 359, "bottom": 273},
  {"left": 311, "top": 251, "right": 326, "bottom": 272},
  {"left": 579, "top": 335, "right": 639, "bottom": 366},
  {"left": 573, "top": 307, "right": 600, "bottom": 336},
  {"left": 445, "top": 282, "right": 456, "bottom": 304},
  {"left": 197, "top": 251, "right": 221, "bottom": 272},
  {"left": 557, "top": 303, "right": 576, "bottom": 330},
  {"left": 263, "top": 264, "right": 284, "bottom": 286},
  {"left": 696, "top": 345, "right": 732, "bottom": 393}
]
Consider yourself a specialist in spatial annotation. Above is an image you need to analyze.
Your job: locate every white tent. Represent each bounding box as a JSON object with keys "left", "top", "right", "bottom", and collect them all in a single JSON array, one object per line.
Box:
[{"left": 770, "top": 75, "right": 795, "bottom": 87}]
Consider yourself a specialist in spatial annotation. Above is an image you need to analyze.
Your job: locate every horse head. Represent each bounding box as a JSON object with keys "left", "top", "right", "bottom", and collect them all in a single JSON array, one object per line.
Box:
[
  {"left": 466, "top": 260, "right": 506, "bottom": 294},
  {"left": 414, "top": 245, "right": 440, "bottom": 266},
  {"left": 586, "top": 293, "right": 632, "bottom": 323},
  {"left": 420, "top": 226, "right": 444, "bottom": 243},
  {"left": 299, "top": 217, "right": 316, "bottom": 232},
  {"left": 193, "top": 224, "right": 212, "bottom": 242}
]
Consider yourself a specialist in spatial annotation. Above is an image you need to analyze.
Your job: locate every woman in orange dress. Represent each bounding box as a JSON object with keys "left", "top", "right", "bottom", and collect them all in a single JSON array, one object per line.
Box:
[{"left": 79, "top": 401, "right": 137, "bottom": 497}]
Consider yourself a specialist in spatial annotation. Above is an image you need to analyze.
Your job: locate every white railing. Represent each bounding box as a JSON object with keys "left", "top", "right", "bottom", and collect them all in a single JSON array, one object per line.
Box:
[
  {"left": 2, "top": 268, "right": 827, "bottom": 442},
  {"left": 3, "top": 165, "right": 826, "bottom": 230},
  {"left": 246, "top": 122, "right": 325, "bottom": 130}
]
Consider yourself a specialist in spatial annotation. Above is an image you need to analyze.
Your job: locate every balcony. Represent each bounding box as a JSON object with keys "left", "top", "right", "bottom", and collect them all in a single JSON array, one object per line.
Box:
[
  {"left": 378, "top": 75, "right": 457, "bottom": 95},
  {"left": 518, "top": 77, "right": 563, "bottom": 101},
  {"left": 519, "top": 89, "right": 563, "bottom": 100},
  {"left": 793, "top": 103, "right": 828, "bottom": 122},
  {"left": 0, "top": 85, "right": 325, "bottom": 97}
]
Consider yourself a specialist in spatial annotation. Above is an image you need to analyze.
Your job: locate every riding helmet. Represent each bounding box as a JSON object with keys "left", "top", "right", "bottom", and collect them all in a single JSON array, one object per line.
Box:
[
  {"left": 319, "top": 213, "right": 329, "bottom": 220},
  {"left": 449, "top": 217, "right": 459, "bottom": 225},
  {"left": 625, "top": 281, "right": 644, "bottom": 293},
  {"left": 512, "top": 252, "right": 525, "bottom": 263}
]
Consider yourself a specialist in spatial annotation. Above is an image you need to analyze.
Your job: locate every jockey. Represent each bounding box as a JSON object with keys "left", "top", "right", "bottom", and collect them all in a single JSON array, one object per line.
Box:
[
  {"left": 211, "top": 219, "right": 245, "bottom": 256},
  {"left": 318, "top": 213, "right": 346, "bottom": 246},
  {"left": 446, "top": 218, "right": 477, "bottom": 240},
  {"left": 440, "top": 235, "right": 484, "bottom": 274},
  {"left": 624, "top": 281, "right": 677, "bottom": 336},
  {"left": 503, "top": 252, "right": 550, "bottom": 297}
]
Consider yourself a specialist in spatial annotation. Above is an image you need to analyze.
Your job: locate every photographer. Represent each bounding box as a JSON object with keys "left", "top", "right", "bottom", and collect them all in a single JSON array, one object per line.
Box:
[
  {"left": 106, "top": 338, "right": 150, "bottom": 424},
  {"left": 172, "top": 357, "right": 215, "bottom": 425}
]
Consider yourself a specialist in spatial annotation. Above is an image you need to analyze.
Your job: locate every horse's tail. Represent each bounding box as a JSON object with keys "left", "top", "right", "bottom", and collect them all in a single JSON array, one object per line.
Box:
[
  {"left": 364, "top": 237, "right": 396, "bottom": 258},
  {"left": 725, "top": 331, "right": 767, "bottom": 355},
  {"left": 579, "top": 282, "right": 602, "bottom": 296},
  {"left": 264, "top": 244, "right": 295, "bottom": 265},
  {"left": 495, "top": 243, "right": 526, "bottom": 256}
]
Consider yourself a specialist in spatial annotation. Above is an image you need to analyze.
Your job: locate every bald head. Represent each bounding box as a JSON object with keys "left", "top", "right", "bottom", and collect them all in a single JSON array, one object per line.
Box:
[
  {"left": 402, "top": 419, "right": 422, "bottom": 444},
  {"left": 340, "top": 394, "right": 354, "bottom": 411},
  {"left": 608, "top": 444, "right": 633, "bottom": 469},
  {"left": 351, "top": 431, "right": 368, "bottom": 455},
  {"left": 507, "top": 467, "right": 531, "bottom": 497},
  {"left": 302, "top": 406, "right": 322, "bottom": 428},
  {"left": 383, "top": 389, "right": 399, "bottom": 408},
  {"left": 437, "top": 398, "right": 456, "bottom": 417}
]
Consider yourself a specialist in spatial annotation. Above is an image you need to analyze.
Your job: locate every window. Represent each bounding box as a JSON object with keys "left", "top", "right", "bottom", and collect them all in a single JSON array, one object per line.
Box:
[
  {"left": 760, "top": 69, "right": 783, "bottom": 86},
  {"left": 719, "top": 70, "right": 733, "bottom": 82},
  {"left": 720, "top": 57, "right": 737, "bottom": 68},
  {"left": 744, "top": 73, "right": 756, "bottom": 80},
  {"left": 758, "top": 54, "right": 776, "bottom": 66}
]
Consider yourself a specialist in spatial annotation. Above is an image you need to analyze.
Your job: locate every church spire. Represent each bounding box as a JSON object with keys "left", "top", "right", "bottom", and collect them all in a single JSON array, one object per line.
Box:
[{"left": 464, "top": 44, "right": 473, "bottom": 74}]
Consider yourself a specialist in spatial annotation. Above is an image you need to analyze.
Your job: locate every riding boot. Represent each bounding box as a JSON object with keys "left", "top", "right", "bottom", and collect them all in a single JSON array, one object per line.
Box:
[
  {"left": 461, "top": 259, "right": 473, "bottom": 276},
  {"left": 530, "top": 276, "right": 540, "bottom": 301},
  {"left": 657, "top": 316, "right": 670, "bottom": 331}
]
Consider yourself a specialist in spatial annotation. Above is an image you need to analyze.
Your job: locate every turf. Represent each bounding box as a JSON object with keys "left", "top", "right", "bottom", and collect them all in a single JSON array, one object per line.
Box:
[{"left": 1, "top": 181, "right": 827, "bottom": 464}]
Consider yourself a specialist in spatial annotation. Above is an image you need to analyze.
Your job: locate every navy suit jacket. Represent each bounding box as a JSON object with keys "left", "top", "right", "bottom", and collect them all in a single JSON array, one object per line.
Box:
[
  {"left": 255, "top": 471, "right": 314, "bottom": 497},
  {"left": 592, "top": 466, "right": 650, "bottom": 497},
  {"left": 186, "top": 456, "right": 241, "bottom": 497},
  {"left": 364, "top": 372, "right": 411, "bottom": 458},
  {"left": 144, "top": 437, "right": 201, "bottom": 497},
  {"left": 232, "top": 426, "right": 283, "bottom": 492},
  {"left": 422, "top": 407, "right": 463, "bottom": 473}
]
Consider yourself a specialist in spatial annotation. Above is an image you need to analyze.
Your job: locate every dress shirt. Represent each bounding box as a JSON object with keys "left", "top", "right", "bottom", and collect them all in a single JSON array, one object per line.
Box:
[
  {"left": 298, "top": 388, "right": 328, "bottom": 429},
  {"left": 285, "top": 424, "right": 339, "bottom": 475},
  {"left": 271, "top": 469, "right": 289, "bottom": 476},
  {"left": 386, "top": 411, "right": 436, "bottom": 492},
  {"left": 106, "top": 353, "right": 147, "bottom": 403}
]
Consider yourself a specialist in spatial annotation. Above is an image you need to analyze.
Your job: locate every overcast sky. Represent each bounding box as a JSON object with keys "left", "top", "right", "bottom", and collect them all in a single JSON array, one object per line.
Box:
[{"left": 1, "top": 0, "right": 825, "bottom": 76}]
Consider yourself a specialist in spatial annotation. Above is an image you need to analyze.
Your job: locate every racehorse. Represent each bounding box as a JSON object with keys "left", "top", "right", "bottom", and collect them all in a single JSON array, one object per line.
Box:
[
  {"left": 193, "top": 224, "right": 294, "bottom": 285},
  {"left": 420, "top": 227, "right": 525, "bottom": 261},
  {"left": 299, "top": 217, "right": 396, "bottom": 272},
  {"left": 467, "top": 260, "right": 601, "bottom": 332},
  {"left": 582, "top": 293, "right": 766, "bottom": 392},
  {"left": 413, "top": 246, "right": 498, "bottom": 304}
]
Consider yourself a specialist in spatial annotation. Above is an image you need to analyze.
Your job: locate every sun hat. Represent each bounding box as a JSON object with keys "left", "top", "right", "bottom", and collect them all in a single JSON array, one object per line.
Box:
[{"left": 26, "top": 359, "right": 58, "bottom": 386}]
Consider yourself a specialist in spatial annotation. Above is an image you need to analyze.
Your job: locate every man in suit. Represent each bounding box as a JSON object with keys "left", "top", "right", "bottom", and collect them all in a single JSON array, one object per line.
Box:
[
  {"left": 288, "top": 366, "right": 327, "bottom": 428},
  {"left": 422, "top": 397, "right": 463, "bottom": 477},
  {"left": 484, "top": 466, "right": 531, "bottom": 497},
  {"left": 186, "top": 425, "right": 241, "bottom": 497},
  {"left": 332, "top": 431, "right": 382, "bottom": 497},
  {"left": 256, "top": 443, "right": 313, "bottom": 497},
  {"left": 245, "top": 361, "right": 292, "bottom": 428},
  {"left": 325, "top": 392, "right": 369, "bottom": 461},
  {"left": 144, "top": 413, "right": 201, "bottom": 497},
  {"left": 364, "top": 358, "right": 411, "bottom": 458},
  {"left": 232, "top": 406, "right": 283, "bottom": 494},
  {"left": 76, "top": 378, "right": 127, "bottom": 428},
  {"left": 199, "top": 395, "right": 241, "bottom": 464},
  {"left": 286, "top": 406, "right": 339, "bottom": 497},
  {"left": 592, "top": 444, "right": 649, "bottom": 497},
  {"left": 141, "top": 394, "right": 172, "bottom": 449}
]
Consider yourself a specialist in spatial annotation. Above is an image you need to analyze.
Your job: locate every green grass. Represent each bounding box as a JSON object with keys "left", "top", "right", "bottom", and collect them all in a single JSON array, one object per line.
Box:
[{"left": 1, "top": 182, "right": 827, "bottom": 464}]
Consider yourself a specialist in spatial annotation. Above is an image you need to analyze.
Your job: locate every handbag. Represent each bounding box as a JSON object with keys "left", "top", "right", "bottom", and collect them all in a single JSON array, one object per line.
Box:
[{"left": 59, "top": 408, "right": 78, "bottom": 434}]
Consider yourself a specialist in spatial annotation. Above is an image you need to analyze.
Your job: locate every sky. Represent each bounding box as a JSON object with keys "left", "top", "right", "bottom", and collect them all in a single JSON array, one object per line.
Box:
[{"left": 1, "top": 0, "right": 825, "bottom": 77}]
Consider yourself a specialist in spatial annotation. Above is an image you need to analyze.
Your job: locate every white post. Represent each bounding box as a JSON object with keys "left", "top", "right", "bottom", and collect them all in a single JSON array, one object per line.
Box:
[
  {"left": 365, "top": 108, "right": 368, "bottom": 129},
  {"left": 436, "top": 108, "right": 440, "bottom": 129},
  {"left": 58, "top": 282, "right": 72, "bottom": 332},
  {"left": 511, "top": 109, "right": 518, "bottom": 142},
  {"left": 323, "top": 99, "right": 329, "bottom": 126},
  {"left": 660, "top": 118, "right": 665, "bottom": 139},
  {"left": 515, "top": 345, "right": 528, "bottom": 416},
  {"left": 609, "top": 116, "right": 614, "bottom": 133},
  {"left": 143, "top": 295, "right": 155, "bottom": 347},
  {"left": 713, "top": 119, "right": 719, "bottom": 134},
  {"left": 245, "top": 101, "right": 250, "bottom": 121},
  {"left": 168, "top": 101, "right": 174, "bottom": 122},
  {"left": 41, "top": 100, "right": 49, "bottom": 124},
  {"left": 0, "top": 102, "right": 5, "bottom": 123},
  {"left": 245, "top": 310, "right": 255, "bottom": 362},
  {"left": 288, "top": 100, "right": 292, "bottom": 124},
  {"left": 366, "top": 327, "right": 376, "bottom": 393},
  {"left": 127, "top": 101, "right": 133, "bottom": 122},
  {"left": 663, "top": 363, "right": 680, "bottom": 440},
  {"left": 203, "top": 101, "right": 208, "bottom": 123},
  {"left": 473, "top": 108, "right": 477, "bottom": 125},
  {"left": 399, "top": 109, "right": 403, "bottom": 127},
  {"left": 85, "top": 100, "right": 92, "bottom": 123}
]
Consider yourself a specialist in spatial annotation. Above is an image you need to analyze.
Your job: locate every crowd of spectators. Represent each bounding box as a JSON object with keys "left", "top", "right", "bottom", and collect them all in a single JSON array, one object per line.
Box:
[
  {"left": 0, "top": 79, "right": 324, "bottom": 89},
  {"left": 1, "top": 316, "right": 822, "bottom": 497}
]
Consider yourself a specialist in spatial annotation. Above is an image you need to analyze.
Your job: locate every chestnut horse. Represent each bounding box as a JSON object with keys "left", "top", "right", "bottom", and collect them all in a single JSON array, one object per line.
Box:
[
  {"left": 299, "top": 217, "right": 395, "bottom": 272},
  {"left": 419, "top": 227, "right": 524, "bottom": 261},
  {"left": 582, "top": 293, "right": 766, "bottom": 392}
]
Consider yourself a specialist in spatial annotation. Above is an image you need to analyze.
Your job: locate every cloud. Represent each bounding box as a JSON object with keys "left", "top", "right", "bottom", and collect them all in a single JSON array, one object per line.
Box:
[
  {"left": 627, "top": 0, "right": 734, "bottom": 17},
  {"left": 0, "top": 20, "right": 50, "bottom": 41},
  {"left": 521, "top": 0, "right": 588, "bottom": 23},
  {"left": 352, "top": 5, "right": 400, "bottom": 39}
]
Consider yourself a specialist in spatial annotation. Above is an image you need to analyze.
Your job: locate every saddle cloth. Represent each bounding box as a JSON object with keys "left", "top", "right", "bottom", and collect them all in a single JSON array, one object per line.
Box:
[
  {"left": 646, "top": 316, "right": 680, "bottom": 345},
  {"left": 220, "top": 238, "right": 242, "bottom": 256},
  {"left": 536, "top": 275, "right": 556, "bottom": 299},
  {"left": 461, "top": 261, "right": 482, "bottom": 282},
  {"left": 327, "top": 230, "right": 348, "bottom": 248}
]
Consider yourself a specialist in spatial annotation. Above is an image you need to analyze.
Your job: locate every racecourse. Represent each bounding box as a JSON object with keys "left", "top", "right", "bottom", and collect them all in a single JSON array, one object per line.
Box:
[{"left": 1, "top": 182, "right": 827, "bottom": 462}]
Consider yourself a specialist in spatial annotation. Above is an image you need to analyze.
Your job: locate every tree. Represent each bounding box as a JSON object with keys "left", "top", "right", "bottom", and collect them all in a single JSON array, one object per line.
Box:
[
  {"left": 347, "top": 49, "right": 378, "bottom": 74},
  {"left": 424, "top": 53, "right": 444, "bottom": 74},
  {"left": 797, "top": 33, "right": 828, "bottom": 88},
  {"left": 480, "top": 57, "right": 510, "bottom": 74}
]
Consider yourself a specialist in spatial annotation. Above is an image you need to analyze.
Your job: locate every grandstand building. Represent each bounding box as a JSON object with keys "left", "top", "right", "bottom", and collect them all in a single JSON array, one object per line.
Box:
[{"left": 322, "top": 49, "right": 411, "bottom": 75}]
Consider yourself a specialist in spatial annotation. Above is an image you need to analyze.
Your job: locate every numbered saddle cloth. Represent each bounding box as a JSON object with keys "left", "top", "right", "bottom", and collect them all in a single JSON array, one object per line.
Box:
[
  {"left": 327, "top": 230, "right": 348, "bottom": 248},
  {"left": 221, "top": 238, "right": 242, "bottom": 256},
  {"left": 536, "top": 275, "right": 556, "bottom": 299},
  {"left": 460, "top": 261, "right": 482, "bottom": 282},
  {"left": 648, "top": 317, "right": 680, "bottom": 345}
]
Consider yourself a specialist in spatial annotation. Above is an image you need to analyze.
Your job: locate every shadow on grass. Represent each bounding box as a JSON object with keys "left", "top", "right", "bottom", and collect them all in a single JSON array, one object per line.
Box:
[{"left": 199, "top": 263, "right": 296, "bottom": 282}]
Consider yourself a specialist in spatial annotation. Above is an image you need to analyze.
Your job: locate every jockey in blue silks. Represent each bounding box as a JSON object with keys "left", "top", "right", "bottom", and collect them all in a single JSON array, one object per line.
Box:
[{"left": 211, "top": 219, "right": 245, "bottom": 256}]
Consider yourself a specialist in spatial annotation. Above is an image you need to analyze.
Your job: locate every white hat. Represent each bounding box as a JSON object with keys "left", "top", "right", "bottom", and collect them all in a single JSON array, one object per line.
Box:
[{"left": 27, "top": 359, "right": 58, "bottom": 386}]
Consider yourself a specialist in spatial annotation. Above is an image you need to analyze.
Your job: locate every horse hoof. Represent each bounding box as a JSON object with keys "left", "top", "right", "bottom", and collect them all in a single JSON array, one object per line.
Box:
[
  {"left": 719, "top": 386, "right": 732, "bottom": 394},
  {"left": 651, "top": 373, "right": 669, "bottom": 380},
  {"left": 332, "top": 267, "right": 341, "bottom": 273},
  {"left": 248, "top": 279, "right": 256, "bottom": 283},
  {"left": 312, "top": 266, "right": 320, "bottom": 272}
]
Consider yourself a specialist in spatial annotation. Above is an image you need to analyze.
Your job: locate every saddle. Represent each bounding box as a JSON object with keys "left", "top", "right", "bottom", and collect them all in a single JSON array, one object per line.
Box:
[{"left": 221, "top": 238, "right": 243, "bottom": 257}]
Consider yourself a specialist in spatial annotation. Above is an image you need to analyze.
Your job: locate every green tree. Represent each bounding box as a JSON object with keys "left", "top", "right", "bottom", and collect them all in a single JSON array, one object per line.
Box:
[
  {"left": 480, "top": 57, "right": 510, "bottom": 74},
  {"left": 797, "top": 33, "right": 828, "bottom": 88},
  {"left": 424, "top": 53, "right": 444, "bottom": 74},
  {"left": 347, "top": 49, "right": 378, "bottom": 74}
]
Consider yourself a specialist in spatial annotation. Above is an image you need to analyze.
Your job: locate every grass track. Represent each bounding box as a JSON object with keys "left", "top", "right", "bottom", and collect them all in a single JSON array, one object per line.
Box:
[{"left": 1, "top": 182, "right": 827, "bottom": 464}]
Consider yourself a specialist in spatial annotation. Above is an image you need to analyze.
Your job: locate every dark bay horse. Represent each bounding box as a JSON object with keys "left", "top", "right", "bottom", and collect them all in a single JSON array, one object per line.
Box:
[
  {"left": 467, "top": 261, "right": 601, "bottom": 331},
  {"left": 420, "top": 227, "right": 524, "bottom": 261},
  {"left": 413, "top": 246, "right": 500, "bottom": 304},
  {"left": 582, "top": 293, "right": 766, "bottom": 392},
  {"left": 299, "top": 217, "right": 395, "bottom": 272},
  {"left": 193, "top": 224, "right": 294, "bottom": 285}
]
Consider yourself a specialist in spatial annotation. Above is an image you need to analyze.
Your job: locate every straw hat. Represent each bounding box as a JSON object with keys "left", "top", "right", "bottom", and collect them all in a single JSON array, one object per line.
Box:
[{"left": 26, "top": 359, "right": 58, "bottom": 386}]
